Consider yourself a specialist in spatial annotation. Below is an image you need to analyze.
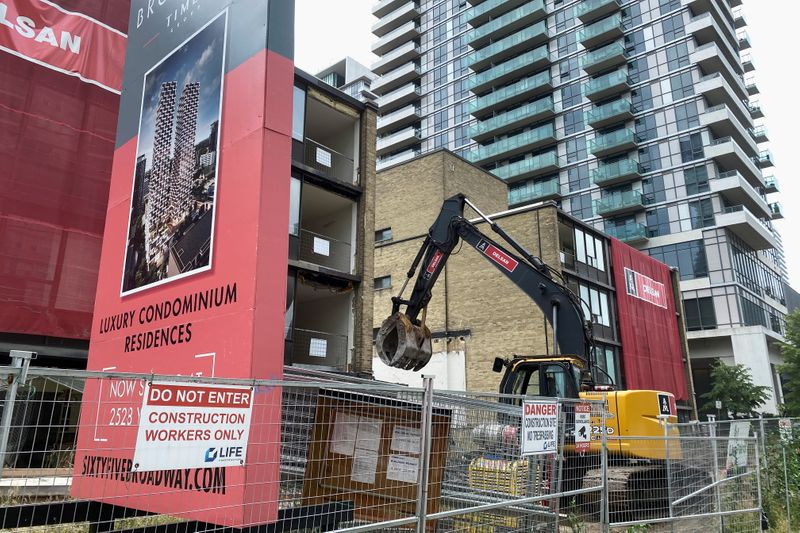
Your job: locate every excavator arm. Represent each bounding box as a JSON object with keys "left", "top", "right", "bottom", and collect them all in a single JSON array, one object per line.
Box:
[{"left": 376, "top": 194, "right": 593, "bottom": 371}]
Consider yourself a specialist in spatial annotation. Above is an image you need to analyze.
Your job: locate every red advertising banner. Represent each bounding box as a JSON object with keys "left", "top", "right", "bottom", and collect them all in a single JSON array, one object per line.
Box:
[
  {"left": 0, "top": 0, "right": 126, "bottom": 92},
  {"left": 610, "top": 239, "right": 688, "bottom": 401},
  {"left": 71, "top": 0, "right": 295, "bottom": 527}
]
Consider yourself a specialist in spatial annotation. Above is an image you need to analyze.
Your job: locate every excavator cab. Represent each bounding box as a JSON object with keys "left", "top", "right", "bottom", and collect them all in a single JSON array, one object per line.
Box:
[{"left": 495, "top": 356, "right": 587, "bottom": 400}]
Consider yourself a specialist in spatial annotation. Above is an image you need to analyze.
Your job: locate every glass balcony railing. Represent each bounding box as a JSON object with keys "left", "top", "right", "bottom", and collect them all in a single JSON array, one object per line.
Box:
[
  {"left": 605, "top": 222, "right": 648, "bottom": 243},
  {"left": 491, "top": 151, "right": 560, "bottom": 181},
  {"left": 575, "top": 0, "right": 620, "bottom": 21},
  {"left": 467, "top": 0, "right": 546, "bottom": 44},
  {"left": 580, "top": 41, "right": 626, "bottom": 72},
  {"left": 467, "top": 123, "right": 556, "bottom": 163},
  {"left": 595, "top": 190, "right": 644, "bottom": 215},
  {"left": 469, "top": 98, "right": 555, "bottom": 138},
  {"left": 467, "top": 46, "right": 548, "bottom": 91},
  {"left": 464, "top": 0, "right": 507, "bottom": 22},
  {"left": 764, "top": 176, "right": 779, "bottom": 192},
  {"left": 591, "top": 159, "right": 640, "bottom": 186},
  {"left": 583, "top": 69, "right": 629, "bottom": 99},
  {"left": 508, "top": 177, "right": 561, "bottom": 205},
  {"left": 589, "top": 128, "right": 636, "bottom": 156},
  {"left": 769, "top": 202, "right": 783, "bottom": 218},
  {"left": 578, "top": 13, "right": 622, "bottom": 45},
  {"left": 757, "top": 150, "right": 774, "bottom": 167},
  {"left": 469, "top": 71, "right": 552, "bottom": 115},
  {"left": 586, "top": 98, "right": 632, "bottom": 126},
  {"left": 466, "top": 22, "right": 548, "bottom": 68}
]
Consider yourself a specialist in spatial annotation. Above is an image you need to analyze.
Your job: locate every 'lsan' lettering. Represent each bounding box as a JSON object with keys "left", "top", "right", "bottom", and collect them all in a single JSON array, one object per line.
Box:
[{"left": 0, "top": 3, "right": 81, "bottom": 54}]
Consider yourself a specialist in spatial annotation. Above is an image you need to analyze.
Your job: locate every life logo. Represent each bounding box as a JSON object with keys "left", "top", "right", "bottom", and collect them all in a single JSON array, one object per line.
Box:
[{"left": 204, "top": 446, "right": 244, "bottom": 464}]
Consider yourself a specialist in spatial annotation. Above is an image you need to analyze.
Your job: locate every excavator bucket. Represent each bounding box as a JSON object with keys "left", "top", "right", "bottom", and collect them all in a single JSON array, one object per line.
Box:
[{"left": 375, "top": 312, "right": 432, "bottom": 371}]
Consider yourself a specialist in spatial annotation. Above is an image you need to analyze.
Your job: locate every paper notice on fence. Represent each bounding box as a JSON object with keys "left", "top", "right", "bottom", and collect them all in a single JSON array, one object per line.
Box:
[
  {"left": 726, "top": 420, "right": 751, "bottom": 470},
  {"left": 351, "top": 447, "right": 379, "bottom": 484},
  {"left": 331, "top": 412, "right": 359, "bottom": 456},
  {"left": 387, "top": 454, "right": 419, "bottom": 483},
  {"left": 356, "top": 417, "right": 382, "bottom": 451},
  {"left": 391, "top": 425, "right": 421, "bottom": 454}
]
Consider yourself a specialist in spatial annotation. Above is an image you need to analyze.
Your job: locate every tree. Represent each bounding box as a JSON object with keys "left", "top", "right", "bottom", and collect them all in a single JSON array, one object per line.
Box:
[
  {"left": 700, "top": 360, "right": 770, "bottom": 418},
  {"left": 779, "top": 309, "right": 800, "bottom": 416}
]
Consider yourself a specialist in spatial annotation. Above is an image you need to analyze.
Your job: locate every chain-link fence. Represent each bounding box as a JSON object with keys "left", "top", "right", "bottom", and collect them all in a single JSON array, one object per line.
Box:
[{"left": 0, "top": 365, "right": 776, "bottom": 532}]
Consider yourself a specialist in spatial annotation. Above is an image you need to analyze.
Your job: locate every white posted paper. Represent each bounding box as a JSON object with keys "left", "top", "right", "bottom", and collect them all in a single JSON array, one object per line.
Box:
[
  {"left": 316, "top": 147, "right": 332, "bottom": 167},
  {"left": 313, "top": 236, "right": 330, "bottom": 256},
  {"left": 330, "top": 412, "right": 358, "bottom": 456},
  {"left": 351, "top": 447, "right": 379, "bottom": 484},
  {"left": 356, "top": 417, "right": 382, "bottom": 452},
  {"left": 390, "top": 425, "right": 421, "bottom": 454},
  {"left": 309, "top": 338, "right": 327, "bottom": 357},
  {"left": 386, "top": 455, "right": 419, "bottom": 484}
]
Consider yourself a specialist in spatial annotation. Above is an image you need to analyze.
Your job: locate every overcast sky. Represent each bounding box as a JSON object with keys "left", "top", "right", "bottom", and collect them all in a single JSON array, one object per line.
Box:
[{"left": 295, "top": 0, "right": 798, "bottom": 284}]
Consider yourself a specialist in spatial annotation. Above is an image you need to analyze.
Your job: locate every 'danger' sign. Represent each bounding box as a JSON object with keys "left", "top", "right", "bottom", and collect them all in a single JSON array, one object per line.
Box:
[
  {"left": 133, "top": 382, "right": 254, "bottom": 471},
  {"left": 521, "top": 401, "right": 559, "bottom": 456}
]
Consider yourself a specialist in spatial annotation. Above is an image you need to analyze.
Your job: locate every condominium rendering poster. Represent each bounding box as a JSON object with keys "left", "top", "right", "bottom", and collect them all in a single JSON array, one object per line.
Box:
[
  {"left": 72, "top": 0, "right": 296, "bottom": 526},
  {"left": 122, "top": 13, "right": 225, "bottom": 295}
]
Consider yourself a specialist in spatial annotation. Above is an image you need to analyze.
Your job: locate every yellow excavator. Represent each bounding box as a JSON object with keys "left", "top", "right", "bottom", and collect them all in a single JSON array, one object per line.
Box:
[{"left": 375, "top": 194, "right": 709, "bottom": 516}]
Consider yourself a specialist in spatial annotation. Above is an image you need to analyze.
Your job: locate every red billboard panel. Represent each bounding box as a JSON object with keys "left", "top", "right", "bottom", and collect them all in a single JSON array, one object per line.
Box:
[
  {"left": 610, "top": 239, "right": 688, "bottom": 401},
  {"left": 0, "top": 0, "right": 128, "bottom": 340},
  {"left": 71, "top": 0, "right": 294, "bottom": 526}
]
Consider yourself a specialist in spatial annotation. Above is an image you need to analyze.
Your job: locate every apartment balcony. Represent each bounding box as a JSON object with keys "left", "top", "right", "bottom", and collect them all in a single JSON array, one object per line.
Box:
[
  {"left": 467, "top": 0, "right": 547, "bottom": 48},
  {"left": 466, "top": 22, "right": 549, "bottom": 71},
  {"left": 469, "top": 71, "right": 552, "bottom": 117},
  {"left": 695, "top": 73, "right": 752, "bottom": 128},
  {"left": 706, "top": 136, "right": 763, "bottom": 187},
  {"left": 371, "top": 41, "right": 420, "bottom": 75},
  {"left": 763, "top": 176, "right": 779, "bottom": 194},
  {"left": 591, "top": 158, "right": 641, "bottom": 187},
  {"left": 749, "top": 101, "right": 764, "bottom": 119},
  {"left": 372, "top": 20, "right": 420, "bottom": 56},
  {"left": 469, "top": 97, "right": 556, "bottom": 142},
  {"left": 594, "top": 190, "right": 645, "bottom": 217},
  {"left": 741, "top": 53, "right": 755, "bottom": 73},
  {"left": 745, "top": 79, "right": 759, "bottom": 96},
  {"left": 376, "top": 126, "right": 421, "bottom": 156},
  {"left": 377, "top": 104, "right": 420, "bottom": 134},
  {"left": 757, "top": 150, "right": 775, "bottom": 168},
  {"left": 373, "top": 2, "right": 419, "bottom": 37},
  {"left": 686, "top": 13, "right": 740, "bottom": 67},
  {"left": 377, "top": 83, "right": 420, "bottom": 112},
  {"left": 298, "top": 229, "right": 353, "bottom": 273},
  {"left": 491, "top": 151, "right": 560, "bottom": 182},
  {"left": 465, "top": 0, "right": 530, "bottom": 26},
  {"left": 376, "top": 148, "right": 419, "bottom": 170},
  {"left": 300, "top": 138, "right": 357, "bottom": 186},
  {"left": 716, "top": 205, "right": 776, "bottom": 250},
  {"left": 583, "top": 68, "right": 630, "bottom": 101},
  {"left": 586, "top": 98, "right": 633, "bottom": 129},
  {"left": 690, "top": 43, "right": 747, "bottom": 100},
  {"left": 508, "top": 176, "right": 561, "bottom": 206},
  {"left": 580, "top": 41, "right": 628, "bottom": 75},
  {"left": 578, "top": 13, "right": 623, "bottom": 48},
  {"left": 738, "top": 31, "right": 752, "bottom": 50},
  {"left": 733, "top": 7, "right": 747, "bottom": 28},
  {"left": 467, "top": 123, "right": 557, "bottom": 165},
  {"left": 700, "top": 104, "right": 758, "bottom": 156},
  {"left": 589, "top": 128, "right": 637, "bottom": 158},
  {"left": 709, "top": 170, "right": 770, "bottom": 219},
  {"left": 729, "top": 0, "right": 743, "bottom": 6},
  {"left": 605, "top": 222, "right": 648, "bottom": 244},
  {"left": 575, "top": 0, "right": 621, "bottom": 23},
  {"left": 467, "top": 46, "right": 549, "bottom": 94},
  {"left": 373, "top": 0, "right": 412, "bottom": 18},
  {"left": 770, "top": 202, "right": 784, "bottom": 220},
  {"left": 370, "top": 62, "right": 421, "bottom": 95},
  {"left": 751, "top": 125, "right": 768, "bottom": 143}
]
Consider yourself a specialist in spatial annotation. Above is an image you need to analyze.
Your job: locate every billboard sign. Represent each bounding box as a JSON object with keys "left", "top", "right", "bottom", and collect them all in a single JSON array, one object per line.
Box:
[{"left": 72, "top": 0, "right": 295, "bottom": 526}]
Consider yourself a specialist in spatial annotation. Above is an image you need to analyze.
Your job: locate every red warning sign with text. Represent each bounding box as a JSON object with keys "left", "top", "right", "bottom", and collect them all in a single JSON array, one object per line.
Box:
[{"left": 132, "top": 381, "right": 254, "bottom": 472}]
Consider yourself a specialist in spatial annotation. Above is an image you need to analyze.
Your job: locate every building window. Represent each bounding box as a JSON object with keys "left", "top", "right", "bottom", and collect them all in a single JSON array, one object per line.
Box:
[
  {"left": 642, "top": 175, "right": 666, "bottom": 205},
  {"left": 660, "top": 0, "right": 681, "bottom": 15},
  {"left": 593, "top": 344, "right": 619, "bottom": 386},
  {"left": 564, "top": 109, "right": 584, "bottom": 135},
  {"left": 579, "top": 283, "right": 611, "bottom": 327},
  {"left": 289, "top": 177, "right": 301, "bottom": 235},
  {"left": 670, "top": 71, "right": 694, "bottom": 100},
  {"left": 374, "top": 276, "right": 391, "bottom": 290},
  {"left": 375, "top": 228, "right": 392, "bottom": 243},
  {"left": 661, "top": 13, "right": 685, "bottom": 42},
  {"left": 646, "top": 207, "right": 671, "bottom": 237},
  {"left": 561, "top": 82, "right": 582, "bottom": 109},
  {"left": 666, "top": 42, "right": 689, "bottom": 71},
  {"left": 292, "top": 86, "right": 305, "bottom": 141},
  {"left": 635, "top": 114, "right": 657, "bottom": 142},
  {"left": 688, "top": 198, "right": 714, "bottom": 229},
  {"left": 629, "top": 58, "right": 650, "bottom": 84},
  {"left": 568, "top": 164, "right": 590, "bottom": 192},
  {"left": 631, "top": 86, "right": 653, "bottom": 112},
  {"left": 675, "top": 101, "right": 699, "bottom": 131},
  {"left": 740, "top": 293, "right": 767, "bottom": 328},
  {"left": 638, "top": 144, "right": 662, "bottom": 173},
  {"left": 571, "top": 193, "right": 593, "bottom": 219},
  {"left": 566, "top": 137, "right": 587, "bottom": 163},
  {"left": 683, "top": 297, "right": 716, "bottom": 331},
  {"left": 679, "top": 133, "right": 704, "bottom": 162},
  {"left": 624, "top": 30, "right": 645, "bottom": 55},
  {"left": 648, "top": 240, "right": 708, "bottom": 280},
  {"left": 684, "top": 165, "right": 709, "bottom": 195},
  {"left": 575, "top": 227, "right": 606, "bottom": 271}
]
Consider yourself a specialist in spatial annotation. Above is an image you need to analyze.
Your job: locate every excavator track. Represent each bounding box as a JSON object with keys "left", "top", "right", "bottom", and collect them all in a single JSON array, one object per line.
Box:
[{"left": 581, "top": 463, "right": 713, "bottom": 522}]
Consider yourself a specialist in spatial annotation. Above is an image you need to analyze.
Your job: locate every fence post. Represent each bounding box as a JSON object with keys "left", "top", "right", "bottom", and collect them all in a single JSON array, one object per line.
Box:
[
  {"left": 759, "top": 414, "right": 769, "bottom": 490},
  {"left": 553, "top": 400, "right": 567, "bottom": 532},
  {"left": 601, "top": 393, "right": 609, "bottom": 533},
  {"left": 0, "top": 350, "right": 35, "bottom": 478},
  {"left": 662, "top": 416, "right": 675, "bottom": 533},
  {"left": 707, "top": 415, "right": 723, "bottom": 532},
  {"left": 755, "top": 432, "right": 764, "bottom": 530},
  {"left": 783, "top": 445, "right": 791, "bottom": 532},
  {"left": 416, "top": 375, "right": 434, "bottom": 533}
]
